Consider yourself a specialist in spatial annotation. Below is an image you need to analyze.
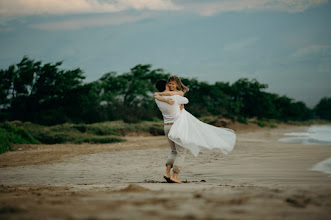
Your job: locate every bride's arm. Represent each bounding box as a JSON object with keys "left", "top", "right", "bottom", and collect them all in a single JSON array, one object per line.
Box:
[
  {"left": 154, "top": 91, "right": 184, "bottom": 96},
  {"left": 154, "top": 94, "right": 174, "bottom": 105}
]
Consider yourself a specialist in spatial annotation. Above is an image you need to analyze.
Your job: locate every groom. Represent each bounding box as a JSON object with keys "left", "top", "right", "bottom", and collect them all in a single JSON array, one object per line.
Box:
[{"left": 154, "top": 79, "right": 188, "bottom": 184}]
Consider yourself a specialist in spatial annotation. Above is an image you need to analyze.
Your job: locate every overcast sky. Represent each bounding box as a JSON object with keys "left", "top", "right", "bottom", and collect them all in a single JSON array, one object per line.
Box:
[{"left": 0, "top": 0, "right": 330, "bottom": 107}]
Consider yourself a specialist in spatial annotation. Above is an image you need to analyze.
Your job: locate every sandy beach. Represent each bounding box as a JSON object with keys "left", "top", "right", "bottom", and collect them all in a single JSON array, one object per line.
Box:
[{"left": 0, "top": 125, "right": 330, "bottom": 220}]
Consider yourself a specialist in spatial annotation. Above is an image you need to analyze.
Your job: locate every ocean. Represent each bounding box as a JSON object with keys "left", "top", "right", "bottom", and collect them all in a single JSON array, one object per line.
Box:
[
  {"left": 278, "top": 125, "right": 331, "bottom": 146},
  {"left": 278, "top": 125, "right": 331, "bottom": 177}
]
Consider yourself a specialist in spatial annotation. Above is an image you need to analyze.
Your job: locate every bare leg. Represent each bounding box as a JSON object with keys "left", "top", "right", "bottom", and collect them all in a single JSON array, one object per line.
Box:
[
  {"left": 164, "top": 165, "right": 171, "bottom": 178},
  {"left": 170, "top": 172, "right": 182, "bottom": 184}
]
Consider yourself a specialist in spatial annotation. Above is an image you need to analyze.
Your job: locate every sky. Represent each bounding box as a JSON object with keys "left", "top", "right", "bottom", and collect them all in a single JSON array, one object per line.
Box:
[{"left": 0, "top": 0, "right": 330, "bottom": 107}]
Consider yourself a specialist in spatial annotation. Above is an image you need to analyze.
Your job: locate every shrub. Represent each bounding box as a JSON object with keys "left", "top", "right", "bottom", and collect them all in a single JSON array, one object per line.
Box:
[
  {"left": 0, "top": 123, "right": 40, "bottom": 154},
  {"left": 0, "top": 122, "right": 40, "bottom": 144},
  {"left": 237, "top": 116, "right": 248, "bottom": 124},
  {"left": 257, "top": 121, "right": 267, "bottom": 127},
  {"left": 0, "top": 129, "right": 13, "bottom": 154},
  {"left": 268, "top": 124, "right": 277, "bottom": 128}
]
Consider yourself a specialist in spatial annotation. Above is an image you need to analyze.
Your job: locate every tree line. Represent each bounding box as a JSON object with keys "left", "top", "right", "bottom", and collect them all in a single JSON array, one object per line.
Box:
[{"left": 0, "top": 56, "right": 330, "bottom": 125}]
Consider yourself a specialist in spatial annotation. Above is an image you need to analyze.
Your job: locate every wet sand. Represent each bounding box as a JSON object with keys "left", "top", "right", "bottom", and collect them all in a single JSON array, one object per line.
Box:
[{"left": 0, "top": 125, "right": 330, "bottom": 219}]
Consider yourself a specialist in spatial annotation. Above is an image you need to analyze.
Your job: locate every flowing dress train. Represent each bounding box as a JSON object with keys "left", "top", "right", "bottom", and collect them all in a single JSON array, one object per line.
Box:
[{"left": 168, "top": 109, "right": 236, "bottom": 157}]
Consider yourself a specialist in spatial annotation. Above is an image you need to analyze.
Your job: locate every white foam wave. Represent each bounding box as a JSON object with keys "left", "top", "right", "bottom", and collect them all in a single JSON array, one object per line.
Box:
[
  {"left": 310, "top": 157, "right": 331, "bottom": 177},
  {"left": 279, "top": 125, "right": 331, "bottom": 145}
]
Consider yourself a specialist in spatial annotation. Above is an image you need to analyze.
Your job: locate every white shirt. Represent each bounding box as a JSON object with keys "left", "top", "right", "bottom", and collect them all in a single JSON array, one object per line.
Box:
[{"left": 155, "top": 95, "right": 189, "bottom": 123}]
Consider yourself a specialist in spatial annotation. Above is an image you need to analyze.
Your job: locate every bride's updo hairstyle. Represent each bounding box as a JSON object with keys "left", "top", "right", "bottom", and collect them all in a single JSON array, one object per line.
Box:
[{"left": 168, "top": 76, "right": 189, "bottom": 93}]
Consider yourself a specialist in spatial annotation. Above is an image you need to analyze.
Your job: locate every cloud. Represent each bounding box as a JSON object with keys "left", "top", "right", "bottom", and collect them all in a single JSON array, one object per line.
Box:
[
  {"left": 290, "top": 45, "right": 331, "bottom": 59},
  {"left": 290, "top": 45, "right": 331, "bottom": 73},
  {"left": 0, "top": 0, "right": 327, "bottom": 17},
  {"left": 0, "top": 27, "right": 14, "bottom": 32},
  {"left": 0, "top": 0, "right": 328, "bottom": 30},
  {"left": 223, "top": 37, "right": 259, "bottom": 52},
  {"left": 29, "top": 13, "right": 151, "bottom": 30},
  {"left": 176, "top": 0, "right": 329, "bottom": 16},
  {"left": 0, "top": 0, "right": 178, "bottom": 17}
]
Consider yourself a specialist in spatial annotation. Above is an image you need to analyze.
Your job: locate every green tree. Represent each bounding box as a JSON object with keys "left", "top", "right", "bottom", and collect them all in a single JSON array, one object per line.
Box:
[
  {"left": 230, "top": 78, "right": 268, "bottom": 117},
  {"left": 0, "top": 57, "right": 315, "bottom": 124},
  {"left": 96, "top": 64, "right": 170, "bottom": 122},
  {"left": 314, "top": 97, "right": 331, "bottom": 120},
  {"left": 0, "top": 56, "right": 97, "bottom": 125},
  {"left": 182, "top": 79, "right": 232, "bottom": 117}
]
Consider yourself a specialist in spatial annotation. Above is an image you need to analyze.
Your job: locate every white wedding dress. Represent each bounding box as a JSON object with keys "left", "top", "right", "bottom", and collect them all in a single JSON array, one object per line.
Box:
[{"left": 168, "top": 109, "right": 236, "bottom": 157}]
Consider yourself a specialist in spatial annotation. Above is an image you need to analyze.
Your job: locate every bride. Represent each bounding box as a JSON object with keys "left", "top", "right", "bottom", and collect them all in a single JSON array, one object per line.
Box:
[{"left": 154, "top": 76, "right": 236, "bottom": 157}]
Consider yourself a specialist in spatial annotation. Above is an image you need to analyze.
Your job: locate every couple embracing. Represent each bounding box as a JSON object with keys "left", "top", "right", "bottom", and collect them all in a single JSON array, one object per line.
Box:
[{"left": 154, "top": 76, "right": 236, "bottom": 184}]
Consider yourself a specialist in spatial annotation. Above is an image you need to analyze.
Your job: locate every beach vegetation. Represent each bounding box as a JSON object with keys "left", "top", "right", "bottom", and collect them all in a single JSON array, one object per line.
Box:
[
  {"left": 0, "top": 120, "right": 166, "bottom": 146},
  {"left": 0, "top": 122, "right": 39, "bottom": 144},
  {"left": 0, "top": 130, "right": 12, "bottom": 154},
  {"left": 0, "top": 122, "right": 40, "bottom": 154},
  {"left": 314, "top": 97, "right": 331, "bottom": 121},
  {"left": 0, "top": 56, "right": 328, "bottom": 128},
  {"left": 237, "top": 116, "right": 248, "bottom": 124}
]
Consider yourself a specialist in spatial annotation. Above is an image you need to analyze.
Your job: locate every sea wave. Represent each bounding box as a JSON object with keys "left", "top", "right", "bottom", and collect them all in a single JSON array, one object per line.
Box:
[
  {"left": 278, "top": 125, "right": 331, "bottom": 177},
  {"left": 278, "top": 125, "right": 331, "bottom": 146},
  {"left": 310, "top": 157, "right": 331, "bottom": 177}
]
